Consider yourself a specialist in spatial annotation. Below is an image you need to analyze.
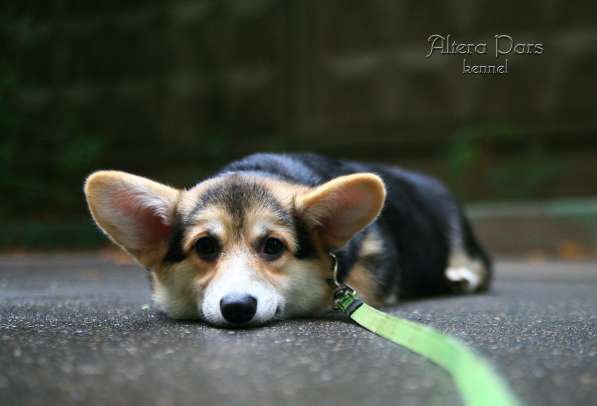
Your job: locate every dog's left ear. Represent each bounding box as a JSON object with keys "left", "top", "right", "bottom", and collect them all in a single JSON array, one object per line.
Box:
[
  {"left": 296, "top": 173, "right": 386, "bottom": 249},
  {"left": 84, "top": 171, "right": 180, "bottom": 267}
]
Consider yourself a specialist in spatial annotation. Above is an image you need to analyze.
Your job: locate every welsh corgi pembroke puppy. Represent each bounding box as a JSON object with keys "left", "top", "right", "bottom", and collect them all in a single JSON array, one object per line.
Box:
[{"left": 85, "top": 153, "right": 491, "bottom": 327}]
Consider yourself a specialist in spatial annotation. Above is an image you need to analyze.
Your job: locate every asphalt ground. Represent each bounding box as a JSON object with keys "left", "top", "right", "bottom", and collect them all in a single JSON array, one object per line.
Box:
[{"left": 0, "top": 255, "right": 595, "bottom": 406}]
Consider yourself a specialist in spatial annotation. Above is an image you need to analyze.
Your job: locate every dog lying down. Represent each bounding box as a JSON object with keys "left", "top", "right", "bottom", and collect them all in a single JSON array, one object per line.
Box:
[{"left": 85, "top": 153, "right": 491, "bottom": 327}]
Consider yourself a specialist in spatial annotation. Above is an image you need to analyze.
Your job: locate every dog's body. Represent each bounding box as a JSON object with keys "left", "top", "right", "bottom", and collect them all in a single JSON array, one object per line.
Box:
[{"left": 85, "top": 153, "right": 491, "bottom": 327}]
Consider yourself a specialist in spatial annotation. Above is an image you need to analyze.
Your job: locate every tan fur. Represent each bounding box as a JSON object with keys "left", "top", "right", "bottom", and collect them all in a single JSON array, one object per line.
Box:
[
  {"left": 359, "top": 231, "right": 384, "bottom": 258},
  {"left": 151, "top": 261, "right": 202, "bottom": 319},
  {"left": 182, "top": 206, "right": 233, "bottom": 251},
  {"left": 84, "top": 170, "right": 388, "bottom": 325},
  {"left": 258, "top": 177, "right": 310, "bottom": 207},
  {"left": 84, "top": 171, "right": 179, "bottom": 268},
  {"left": 180, "top": 193, "right": 299, "bottom": 285},
  {"left": 296, "top": 173, "right": 386, "bottom": 249},
  {"left": 345, "top": 230, "right": 385, "bottom": 305},
  {"left": 345, "top": 264, "right": 380, "bottom": 306},
  {"left": 243, "top": 205, "right": 296, "bottom": 253}
]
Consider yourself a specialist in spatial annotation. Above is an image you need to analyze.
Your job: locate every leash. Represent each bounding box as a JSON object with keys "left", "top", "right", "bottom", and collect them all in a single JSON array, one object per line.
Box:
[{"left": 329, "top": 253, "right": 522, "bottom": 406}]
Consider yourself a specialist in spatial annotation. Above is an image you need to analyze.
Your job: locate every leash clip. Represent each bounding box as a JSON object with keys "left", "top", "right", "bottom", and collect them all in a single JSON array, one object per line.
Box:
[
  {"left": 328, "top": 252, "right": 342, "bottom": 288},
  {"left": 328, "top": 252, "right": 362, "bottom": 314}
]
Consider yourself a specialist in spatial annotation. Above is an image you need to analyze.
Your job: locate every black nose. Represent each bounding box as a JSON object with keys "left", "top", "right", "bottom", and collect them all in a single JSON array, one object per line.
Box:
[{"left": 220, "top": 293, "right": 257, "bottom": 324}]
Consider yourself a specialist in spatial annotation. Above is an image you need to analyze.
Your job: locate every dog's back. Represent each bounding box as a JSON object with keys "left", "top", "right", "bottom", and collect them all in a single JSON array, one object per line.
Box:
[{"left": 221, "top": 153, "right": 492, "bottom": 301}]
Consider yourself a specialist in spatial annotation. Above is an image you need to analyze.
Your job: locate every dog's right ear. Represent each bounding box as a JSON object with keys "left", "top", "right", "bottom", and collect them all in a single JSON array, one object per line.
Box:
[
  {"left": 84, "top": 171, "right": 180, "bottom": 267},
  {"left": 296, "top": 173, "right": 386, "bottom": 250}
]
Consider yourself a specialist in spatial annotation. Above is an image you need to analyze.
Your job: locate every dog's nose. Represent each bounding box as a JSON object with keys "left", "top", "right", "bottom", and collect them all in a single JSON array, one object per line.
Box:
[{"left": 220, "top": 293, "right": 257, "bottom": 324}]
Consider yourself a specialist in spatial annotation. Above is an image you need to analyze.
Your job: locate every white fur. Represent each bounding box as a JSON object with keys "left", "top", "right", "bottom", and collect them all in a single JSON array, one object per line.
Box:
[
  {"left": 201, "top": 254, "right": 284, "bottom": 326},
  {"left": 152, "top": 254, "right": 328, "bottom": 325},
  {"left": 445, "top": 252, "right": 486, "bottom": 293}
]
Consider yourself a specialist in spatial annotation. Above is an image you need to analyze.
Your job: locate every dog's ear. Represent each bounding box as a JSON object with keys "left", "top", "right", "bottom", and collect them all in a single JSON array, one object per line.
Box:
[
  {"left": 296, "top": 173, "right": 386, "bottom": 249},
  {"left": 84, "top": 171, "right": 180, "bottom": 267}
]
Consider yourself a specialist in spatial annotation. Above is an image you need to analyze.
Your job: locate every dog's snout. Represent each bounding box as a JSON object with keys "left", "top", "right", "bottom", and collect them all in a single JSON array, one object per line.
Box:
[{"left": 220, "top": 293, "right": 257, "bottom": 324}]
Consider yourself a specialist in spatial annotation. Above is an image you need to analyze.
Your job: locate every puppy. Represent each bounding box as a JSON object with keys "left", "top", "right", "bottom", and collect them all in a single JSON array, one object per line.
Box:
[{"left": 84, "top": 153, "right": 491, "bottom": 327}]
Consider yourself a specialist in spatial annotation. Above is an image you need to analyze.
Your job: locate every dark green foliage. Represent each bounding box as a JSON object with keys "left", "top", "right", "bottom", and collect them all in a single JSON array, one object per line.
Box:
[
  {"left": 0, "top": 16, "right": 105, "bottom": 220},
  {"left": 0, "top": 2, "right": 594, "bottom": 250},
  {"left": 443, "top": 122, "right": 566, "bottom": 200}
]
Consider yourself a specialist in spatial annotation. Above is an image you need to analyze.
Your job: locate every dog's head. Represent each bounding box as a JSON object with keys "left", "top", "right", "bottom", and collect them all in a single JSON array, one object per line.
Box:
[{"left": 84, "top": 170, "right": 385, "bottom": 326}]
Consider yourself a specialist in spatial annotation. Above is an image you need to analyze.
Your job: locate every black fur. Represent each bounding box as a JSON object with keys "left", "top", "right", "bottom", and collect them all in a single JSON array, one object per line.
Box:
[
  {"left": 220, "top": 153, "right": 492, "bottom": 299},
  {"left": 190, "top": 177, "right": 291, "bottom": 231},
  {"left": 290, "top": 210, "right": 318, "bottom": 260},
  {"left": 165, "top": 178, "right": 292, "bottom": 262},
  {"left": 163, "top": 216, "right": 187, "bottom": 263}
]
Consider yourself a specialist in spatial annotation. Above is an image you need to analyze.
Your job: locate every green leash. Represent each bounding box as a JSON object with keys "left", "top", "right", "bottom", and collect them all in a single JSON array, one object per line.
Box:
[{"left": 329, "top": 254, "right": 521, "bottom": 406}]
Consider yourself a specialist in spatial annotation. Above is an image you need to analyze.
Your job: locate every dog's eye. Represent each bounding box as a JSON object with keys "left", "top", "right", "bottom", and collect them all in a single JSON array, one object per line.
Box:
[
  {"left": 261, "top": 237, "right": 286, "bottom": 260},
  {"left": 193, "top": 236, "right": 220, "bottom": 261}
]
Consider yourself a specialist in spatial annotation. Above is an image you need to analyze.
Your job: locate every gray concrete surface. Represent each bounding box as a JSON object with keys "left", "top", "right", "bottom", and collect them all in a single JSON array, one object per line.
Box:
[{"left": 0, "top": 255, "right": 595, "bottom": 406}]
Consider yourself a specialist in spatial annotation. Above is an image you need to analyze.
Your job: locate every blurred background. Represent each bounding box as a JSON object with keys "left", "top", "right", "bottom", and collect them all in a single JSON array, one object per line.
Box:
[{"left": 1, "top": 1, "right": 596, "bottom": 257}]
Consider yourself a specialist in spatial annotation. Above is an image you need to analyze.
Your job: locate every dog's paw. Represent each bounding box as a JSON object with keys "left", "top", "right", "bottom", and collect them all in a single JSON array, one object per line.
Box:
[
  {"left": 445, "top": 253, "right": 488, "bottom": 293},
  {"left": 446, "top": 266, "right": 482, "bottom": 293}
]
